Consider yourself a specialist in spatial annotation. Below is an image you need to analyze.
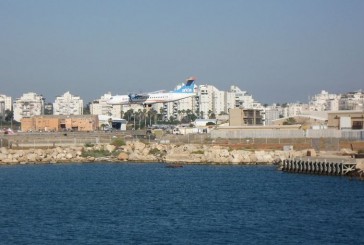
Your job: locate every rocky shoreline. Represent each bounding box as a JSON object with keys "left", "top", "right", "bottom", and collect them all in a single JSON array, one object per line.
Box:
[
  {"left": 0, "top": 141, "right": 325, "bottom": 165},
  {"left": 2, "top": 141, "right": 364, "bottom": 178}
]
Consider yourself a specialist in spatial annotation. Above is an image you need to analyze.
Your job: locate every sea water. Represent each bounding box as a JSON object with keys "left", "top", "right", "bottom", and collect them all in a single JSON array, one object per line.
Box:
[{"left": 0, "top": 163, "right": 363, "bottom": 244}]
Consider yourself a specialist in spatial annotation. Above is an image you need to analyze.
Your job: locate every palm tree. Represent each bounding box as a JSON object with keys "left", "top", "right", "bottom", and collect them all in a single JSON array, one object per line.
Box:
[
  {"left": 108, "top": 117, "right": 113, "bottom": 128},
  {"left": 100, "top": 123, "right": 108, "bottom": 131},
  {"left": 137, "top": 109, "right": 142, "bottom": 129},
  {"left": 148, "top": 109, "right": 157, "bottom": 126},
  {"left": 124, "top": 109, "right": 134, "bottom": 122},
  {"left": 143, "top": 109, "right": 147, "bottom": 128},
  {"left": 151, "top": 108, "right": 158, "bottom": 125}
]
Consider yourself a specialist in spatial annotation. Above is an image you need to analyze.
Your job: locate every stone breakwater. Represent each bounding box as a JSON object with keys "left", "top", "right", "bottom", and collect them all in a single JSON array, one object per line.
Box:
[{"left": 0, "top": 141, "right": 311, "bottom": 165}]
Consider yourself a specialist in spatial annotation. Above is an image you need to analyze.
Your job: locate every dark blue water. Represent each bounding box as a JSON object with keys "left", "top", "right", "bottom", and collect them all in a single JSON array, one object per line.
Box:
[{"left": 0, "top": 163, "right": 363, "bottom": 244}]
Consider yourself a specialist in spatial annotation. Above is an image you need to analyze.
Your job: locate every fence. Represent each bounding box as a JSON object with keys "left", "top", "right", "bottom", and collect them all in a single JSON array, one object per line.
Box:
[
  {"left": 211, "top": 128, "right": 364, "bottom": 140},
  {"left": 341, "top": 130, "right": 364, "bottom": 141},
  {"left": 4, "top": 132, "right": 123, "bottom": 148},
  {"left": 2, "top": 129, "right": 364, "bottom": 151}
]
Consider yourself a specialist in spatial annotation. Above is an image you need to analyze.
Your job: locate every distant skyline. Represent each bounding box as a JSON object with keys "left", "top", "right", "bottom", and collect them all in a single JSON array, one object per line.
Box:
[{"left": 1, "top": 0, "right": 363, "bottom": 104}]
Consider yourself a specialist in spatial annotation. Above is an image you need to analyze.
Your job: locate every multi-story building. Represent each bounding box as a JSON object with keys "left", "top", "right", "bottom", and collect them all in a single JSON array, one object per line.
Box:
[
  {"left": 0, "top": 94, "right": 12, "bottom": 120},
  {"left": 154, "top": 82, "right": 199, "bottom": 121},
  {"left": 229, "top": 108, "right": 263, "bottom": 126},
  {"left": 159, "top": 83, "right": 263, "bottom": 121},
  {"left": 198, "top": 84, "right": 214, "bottom": 119},
  {"left": 53, "top": 91, "right": 83, "bottom": 115},
  {"left": 309, "top": 90, "right": 340, "bottom": 111},
  {"left": 229, "top": 85, "right": 263, "bottom": 110},
  {"left": 339, "top": 90, "right": 364, "bottom": 110},
  {"left": 282, "top": 103, "right": 309, "bottom": 118},
  {"left": 197, "top": 84, "right": 232, "bottom": 119},
  {"left": 263, "top": 104, "right": 281, "bottom": 125},
  {"left": 90, "top": 92, "right": 122, "bottom": 118},
  {"left": 13, "top": 92, "right": 44, "bottom": 122}
]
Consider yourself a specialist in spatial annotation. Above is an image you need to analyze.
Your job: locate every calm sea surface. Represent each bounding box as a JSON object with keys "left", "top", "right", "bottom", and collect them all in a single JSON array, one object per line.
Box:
[{"left": 0, "top": 163, "right": 363, "bottom": 244}]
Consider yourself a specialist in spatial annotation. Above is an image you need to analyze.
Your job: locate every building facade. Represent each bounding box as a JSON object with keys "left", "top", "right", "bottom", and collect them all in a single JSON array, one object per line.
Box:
[
  {"left": 53, "top": 91, "right": 83, "bottom": 115},
  {"left": 0, "top": 94, "right": 12, "bottom": 120},
  {"left": 13, "top": 92, "right": 44, "bottom": 122},
  {"left": 90, "top": 92, "right": 122, "bottom": 118},
  {"left": 328, "top": 111, "right": 364, "bottom": 130},
  {"left": 21, "top": 115, "right": 99, "bottom": 132},
  {"left": 229, "top": 108, "right": 263, "bottom": 126},
  {"left": 339, "top": 91, "right": 364, "bottom": 110},
  {"left": 309, "top": 90, "right": 340, "bottom": 111}
]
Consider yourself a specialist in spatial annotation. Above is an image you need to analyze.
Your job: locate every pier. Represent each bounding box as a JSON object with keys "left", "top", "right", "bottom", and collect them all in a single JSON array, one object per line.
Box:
[{"left": 281, "top": 157, "right": 357, "bottom": 176}]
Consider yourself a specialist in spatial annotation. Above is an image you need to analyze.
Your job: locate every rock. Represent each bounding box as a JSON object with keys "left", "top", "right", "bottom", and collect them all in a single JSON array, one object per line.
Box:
[
  {"left": 27, "top": 153, "right": 38, "bottom": 162},
  {"left": 55, "top": 147, "right": 63, "bottom": 153},
  {"left": 66, "top": 153, "right": 73, "bottom": 159},
  {"left": 87, "top": 156, "right": 95, "bottom": 162},
  {"left": 0, "top": 147, "right": 8, "bottom": 154},
  {"left": 0, "top": 153, "right": 8, "bottom": 161},
  {"left": 56, "top": 153, "right": 66, "bottom": 160},
  {"left": 356, "top": 160, "right": 364, "bottom": 171},
  {"left": 341, "top": 148, "right": 356, "bottom": 156},
  {"left": 118, "top": 152, "right": 129, "bottom": 161},
  {"left": 106, "top": 144, "right": 116, "bottom": 153}
]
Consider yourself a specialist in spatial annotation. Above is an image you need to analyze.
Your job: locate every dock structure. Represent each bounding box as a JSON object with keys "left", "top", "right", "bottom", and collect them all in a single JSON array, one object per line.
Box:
[{"left": 281, "top": 157, "right": 357, "bottom": 176}]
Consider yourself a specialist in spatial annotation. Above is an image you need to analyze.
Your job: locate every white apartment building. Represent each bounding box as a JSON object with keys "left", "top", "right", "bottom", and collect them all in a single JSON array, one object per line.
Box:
[
  {"left": 159, "top": 83, "right": 263, "bottom": 121},
  {"left": 213, "top": 90, "right": 226, "bottom": 116},
  {"left": 339, "top": 90, "right": 364, "bottom": 110},
  {"left": 90, "top": 92, "right": 122, "bottom": 118},
  {"left": 13, "top": 92, "right": 44, "bottom": 122},
  {"left": 0, "top": 94, "right": 12, "bottom": 119},
  {"left": 282, "top": 103, "right": 309, "bottom": 118},
  {"left": 199, "top": 85, "right": 218, "bottom": 119},
  {"left": 53, "top": 91, "right": 83, "bottom": 115},
  {"left": 263, "top": 105, "right": 281, "bottom": 125},
  {"left": 309, "top": 90, "right": 340, "bottom": 111},
  {"left": 230, "top": 85, "right": 262, "bottom": 109}
]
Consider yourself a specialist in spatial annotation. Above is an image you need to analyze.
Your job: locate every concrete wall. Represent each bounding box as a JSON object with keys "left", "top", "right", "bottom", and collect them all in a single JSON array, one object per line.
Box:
[
  {"left": 211, "top": 127, "right": 364, "bottom": 140},
  {"left": 21, "top": 115, "right": 99, "bottom": 132}
]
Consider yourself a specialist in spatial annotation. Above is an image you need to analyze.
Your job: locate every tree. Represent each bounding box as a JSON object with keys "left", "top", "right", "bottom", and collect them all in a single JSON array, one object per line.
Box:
[
  {"left": 124, "top": 109, "right": 134, "bottom": 122},
  {"left": 142, "top": 109, "right": 147, "bottom": 128},
  {"left": 83, "top": 102, "right": 91, "bottom": 115},
  {"left": 100, "top": 123, "right": 108, "bottom": 130},
  {"left": 283, "top": 117, "right": 297, "bottom": 125},
  {"left": 4, "top": 110, "right": 13, "bottom": 122},
  {"left": 148, "top": 108, "right": 158, "bottom": 126}
]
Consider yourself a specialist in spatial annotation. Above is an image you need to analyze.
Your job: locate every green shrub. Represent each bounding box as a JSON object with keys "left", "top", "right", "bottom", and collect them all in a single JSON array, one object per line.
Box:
[
  {"left": 84, "top": 142, "right": 94, "bottom": 147},
  {"left": 192, "top": 150, "right": 204, "bottom": 154},
  {"left": 149, "top": 148, "right": 161, "bottom": 155},
  {"left": 81, "top": 149, "right": 112, "bottom": 158},
  {"left": 358, "top": 149, "right": 364, "bottom": 154},
  {"left": 111, "top": 138, "right": 126, "bottom": 147}
]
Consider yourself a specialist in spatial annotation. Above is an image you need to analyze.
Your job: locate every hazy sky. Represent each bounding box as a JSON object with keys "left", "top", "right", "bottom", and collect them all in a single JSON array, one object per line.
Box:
[{"left": 1, "top": 0, "right": 363, "bottom": 104}]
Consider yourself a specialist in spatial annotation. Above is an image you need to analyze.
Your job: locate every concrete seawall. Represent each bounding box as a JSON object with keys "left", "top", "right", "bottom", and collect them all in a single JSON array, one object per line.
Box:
[{"left": 280, "top": 157, "right": 360, "bottom": 176}]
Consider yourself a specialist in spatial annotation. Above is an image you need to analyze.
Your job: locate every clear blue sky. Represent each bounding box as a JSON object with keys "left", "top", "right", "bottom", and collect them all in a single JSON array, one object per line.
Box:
[{"left": 1, "top": 0, "right": 363, "bottom": 104}]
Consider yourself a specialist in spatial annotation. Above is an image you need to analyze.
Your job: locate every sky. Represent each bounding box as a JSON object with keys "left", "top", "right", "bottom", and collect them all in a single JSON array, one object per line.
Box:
[{"left": 1, "top": 0, "right": 363, "bottom": 104}]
